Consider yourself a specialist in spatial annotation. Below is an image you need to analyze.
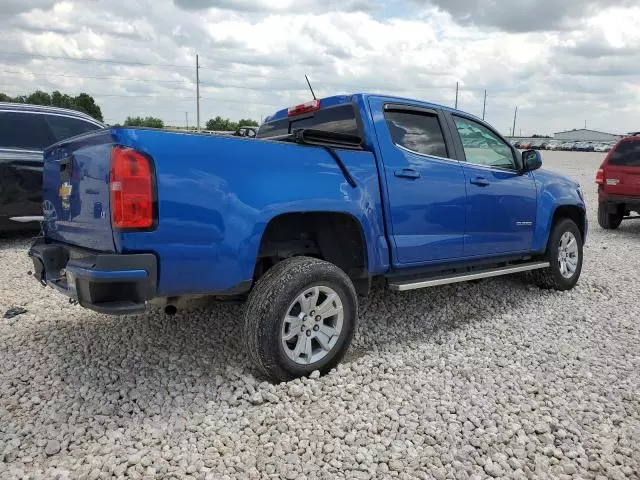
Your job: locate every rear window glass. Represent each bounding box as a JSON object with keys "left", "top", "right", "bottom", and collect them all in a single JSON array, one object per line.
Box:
[
  {"left": 0, "top": 111, "right": 54, "bottom": 150},
  {"left": 609, "top": 141, "right": 640, "bottom": 166},
  {"left": 44, "top": 114, "right": 101, "bottom": 143},
  {"left": 385, "top": 110, "right": 449, "bottom": 158},
  {"left": 257, "top": 104, "right": 359, "bottom": 139}
]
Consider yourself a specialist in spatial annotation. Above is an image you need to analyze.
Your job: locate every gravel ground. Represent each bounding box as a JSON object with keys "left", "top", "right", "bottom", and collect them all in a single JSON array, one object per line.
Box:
[{"left": 1, "top": 152, "right": 639, "bottom": 480}]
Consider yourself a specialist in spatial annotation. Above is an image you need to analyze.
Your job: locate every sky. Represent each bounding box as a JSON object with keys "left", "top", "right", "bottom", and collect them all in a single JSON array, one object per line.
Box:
[{"left": 1, "top": 0, "right": 639, "bottom": 135}]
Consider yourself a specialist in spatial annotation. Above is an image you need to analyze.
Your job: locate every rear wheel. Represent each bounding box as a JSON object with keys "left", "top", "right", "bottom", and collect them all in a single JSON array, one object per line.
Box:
[
  {"left": 530, "top": 218, "right": 583, "bottom": 291},
  {"left": 598, "top": 202, "right": 623, "bottom": 230},
  {"left": 243, "top": 256, "right": 357, "bottom": 382}
]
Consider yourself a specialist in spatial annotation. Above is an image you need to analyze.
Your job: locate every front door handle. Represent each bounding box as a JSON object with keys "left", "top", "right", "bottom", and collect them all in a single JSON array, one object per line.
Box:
[
  {"left": 470, "top": 176, "right": 490, "bottom": 186},
  {"left": 394, "top": 168, "right": 420, "bottom": 179}
]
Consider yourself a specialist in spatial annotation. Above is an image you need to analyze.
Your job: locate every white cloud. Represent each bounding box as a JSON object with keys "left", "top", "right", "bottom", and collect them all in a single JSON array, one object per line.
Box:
[{"left": 0, "top": 1, "right": 638, "bottom": 135}]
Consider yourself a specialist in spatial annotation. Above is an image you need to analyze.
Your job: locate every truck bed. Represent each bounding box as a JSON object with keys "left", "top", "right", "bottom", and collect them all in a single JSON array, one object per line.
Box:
[{"left": 40, "top": 127, "right": 387, "bottom": 297}]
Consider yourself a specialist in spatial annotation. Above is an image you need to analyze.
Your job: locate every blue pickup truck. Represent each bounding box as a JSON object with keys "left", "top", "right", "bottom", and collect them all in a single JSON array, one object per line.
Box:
[{"left": 28, "top": 93, "right": 586, "bottom": 381}]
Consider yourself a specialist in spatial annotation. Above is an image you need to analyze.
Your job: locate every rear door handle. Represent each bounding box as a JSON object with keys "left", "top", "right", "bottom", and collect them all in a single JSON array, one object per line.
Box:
[
  {"left": 394, "top": 168, "right": 420, "bottom": 179},
  {"left": 470, "top": 176, "right": 490, "bottom": 186}
]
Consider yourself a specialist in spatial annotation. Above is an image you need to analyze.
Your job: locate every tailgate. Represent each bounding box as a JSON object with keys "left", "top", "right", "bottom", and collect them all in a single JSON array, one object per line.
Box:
[
  {"left": 43, "top": 129, "right": 115, "bottom": 251},
  {"left": 604, "top": 164, "right": 640, "bottom": 196}
]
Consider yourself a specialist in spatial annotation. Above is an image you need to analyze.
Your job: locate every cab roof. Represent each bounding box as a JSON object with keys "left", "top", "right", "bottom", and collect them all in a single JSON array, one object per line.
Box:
[{"left": 263, "top": 93, "right": 480, "bottom": 124}]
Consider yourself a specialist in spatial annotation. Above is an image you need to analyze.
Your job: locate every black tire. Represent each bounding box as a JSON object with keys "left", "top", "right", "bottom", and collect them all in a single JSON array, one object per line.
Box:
[
  {"left": 530, "top": 218, "right": 583, "bottom": 291},
  {"left": 597, "top": 202, "right": 622, "bottom": 230},
  {"left": 243, "top": 256, "right": 357, "bottom": 382}
]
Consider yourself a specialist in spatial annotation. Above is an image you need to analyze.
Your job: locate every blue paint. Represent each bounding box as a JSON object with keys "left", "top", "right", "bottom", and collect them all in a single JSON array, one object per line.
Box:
[
  {"left": 461, "top": 166, "right": 537, "bottom": 256},
  {"left": 40, "top": 93, "right": 586, "bottom": 303},
  {"left": 366, "top": 96, "right": 467, "bottom": 264},
  {"left": 113, "top": 127, "right": 388, "bottom": 295},
  {"left": 531, "top": 168, "right": 586, "bottom": 252},
  {"left": 43, "top": 130, "right": 116, "bottom": 252}
]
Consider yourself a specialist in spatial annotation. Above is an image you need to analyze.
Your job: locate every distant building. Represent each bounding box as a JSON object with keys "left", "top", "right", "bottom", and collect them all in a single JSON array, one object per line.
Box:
[{"left": 554, "top": 129, "right": 621, "bottom": 142}]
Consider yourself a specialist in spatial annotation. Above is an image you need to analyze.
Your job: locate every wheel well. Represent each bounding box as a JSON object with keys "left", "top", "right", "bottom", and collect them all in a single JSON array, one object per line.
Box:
[
  {"left": 552, "top": 205, "right": 586, "bottom": 241},
  {"left": 256, "top": 212, "right": 369, "bottom": 294}
]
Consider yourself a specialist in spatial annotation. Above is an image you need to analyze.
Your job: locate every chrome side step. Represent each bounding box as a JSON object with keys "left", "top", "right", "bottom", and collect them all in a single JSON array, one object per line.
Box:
[{"left": 388, "top": 261, "right": 550, "bottom": 292}]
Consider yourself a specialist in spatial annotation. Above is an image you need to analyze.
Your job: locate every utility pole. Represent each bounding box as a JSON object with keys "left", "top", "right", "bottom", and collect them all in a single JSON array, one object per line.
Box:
[
  {"left": 185, "top": 112, "right": 189, "bottom": 130},
  {"left": 454, "top": 82, "right": 459, "bottom": 109},
  {"left": 512, "top": 106, "right": 518, "bottom": 139},
  {"left": 482, "top": 90, "right": 487, "bottom": 120},
  {"left": 196, "top": 54, "right": 200, "bottom": 132}
]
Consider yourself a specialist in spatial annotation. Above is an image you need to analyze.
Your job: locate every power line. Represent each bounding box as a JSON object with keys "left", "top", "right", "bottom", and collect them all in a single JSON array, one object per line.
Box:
[
  {"left": 0, "top": 87, "right": 285, "bottom": 106},
  {"left": 0, "top": 69, "right": 193, "bottom": 85},
  {"left": 0, "top": 51, "right": 193, "bottom": 70},
  {"left": 0, "top": 51, "right": 465, "bottom": 94},
  {"left": 0, "top": 70, "right": 310, "bottom": 94}
]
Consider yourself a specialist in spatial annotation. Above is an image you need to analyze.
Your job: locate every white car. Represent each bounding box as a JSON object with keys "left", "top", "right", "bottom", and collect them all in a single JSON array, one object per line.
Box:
[{"left": 594, "top": 143, "right": 612, "bottom": 152}]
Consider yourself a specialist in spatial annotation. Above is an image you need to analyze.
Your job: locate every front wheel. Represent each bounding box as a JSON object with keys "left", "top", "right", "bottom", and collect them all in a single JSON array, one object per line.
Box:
[
  {"left": 243, "top": 256, "right": 357, "bottom": 382},
  {"left": 530, "top": 218, "right": 583, "bottom": 290}
]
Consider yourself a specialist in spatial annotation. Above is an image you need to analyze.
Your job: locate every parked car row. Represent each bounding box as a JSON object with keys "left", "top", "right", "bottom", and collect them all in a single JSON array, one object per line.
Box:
[{"left": 511, "top": 139, "right": 614, "bottom": 152}]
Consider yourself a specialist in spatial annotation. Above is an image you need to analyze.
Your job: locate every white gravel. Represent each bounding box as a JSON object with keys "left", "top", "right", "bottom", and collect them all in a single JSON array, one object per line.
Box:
[{"left": 1, "top": 151, "right": 639, "bottom": 479}]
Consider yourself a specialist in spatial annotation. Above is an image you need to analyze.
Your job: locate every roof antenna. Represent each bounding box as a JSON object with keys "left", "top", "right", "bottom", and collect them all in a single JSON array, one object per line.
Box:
[{"left": 305, "top": 75, "right": 317, "bottom": 100}]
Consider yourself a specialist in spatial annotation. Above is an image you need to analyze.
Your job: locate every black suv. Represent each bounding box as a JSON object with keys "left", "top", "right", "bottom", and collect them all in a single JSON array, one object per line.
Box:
[{"left": 0, "top": 103, "right": 103, "bottom": 232}]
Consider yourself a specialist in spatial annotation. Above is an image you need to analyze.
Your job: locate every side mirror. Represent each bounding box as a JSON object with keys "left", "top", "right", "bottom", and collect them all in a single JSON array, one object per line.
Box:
[{"left": 522, "top": 149, "right": 542, "bottom": 172}]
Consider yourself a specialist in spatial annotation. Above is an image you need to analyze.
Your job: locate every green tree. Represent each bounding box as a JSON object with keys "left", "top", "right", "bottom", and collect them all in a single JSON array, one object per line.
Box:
[
  {"left": 73, "top": 93, "right": 103, "bottom": 122},
  {"left": 26, "top": 90, "right": 52, "bottom": 106},
  {"left": 237, "top": 118, "right": 259, "bottom": 128},
  {"left": 124, "top": 116, "right": 164, "bottom": 128},
  {"left": 206, "top": 116, "right": 229, "bottom": 131},
  {"left": 0, "top": 90, "right": 104, "bottom": 121},
  {"left": 51, "top": 91, "right": 74, "bottom": 110},
  {"left": 205, "top": 116, "right": 258, "bottom": 131}
]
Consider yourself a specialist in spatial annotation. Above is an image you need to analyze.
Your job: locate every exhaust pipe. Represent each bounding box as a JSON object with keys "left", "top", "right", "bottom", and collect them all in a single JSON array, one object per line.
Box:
[{"left": 164, "top": 304, "right": 177, "bottom": 316}]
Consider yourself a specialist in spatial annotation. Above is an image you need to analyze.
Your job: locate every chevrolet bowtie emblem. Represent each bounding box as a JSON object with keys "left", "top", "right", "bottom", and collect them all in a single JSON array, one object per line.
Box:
[{"left": 59, "top": 182, "right": 72, "bottom": 210}]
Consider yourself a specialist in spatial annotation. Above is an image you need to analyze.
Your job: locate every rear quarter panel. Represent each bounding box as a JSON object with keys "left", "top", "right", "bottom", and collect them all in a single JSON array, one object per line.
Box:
[{"left": 113, "top": 129, "right": 388, "bottom": 296}]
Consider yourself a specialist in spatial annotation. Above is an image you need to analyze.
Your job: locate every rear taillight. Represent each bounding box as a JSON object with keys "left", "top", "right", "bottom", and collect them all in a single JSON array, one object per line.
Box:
[
  {"left": 110, "top": 146, "right": 155, "bottom": 230},
  {"left": 287, "top": 99, "right": 320, "bottom": 117},
  {"left": 596, "top": 168, "right": 604, "bottom": 185}
]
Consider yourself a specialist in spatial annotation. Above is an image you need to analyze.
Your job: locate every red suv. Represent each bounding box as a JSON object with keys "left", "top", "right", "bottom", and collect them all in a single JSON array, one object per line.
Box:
[{"left": 596, "top": 134, "right": 640, "bottom": 229}]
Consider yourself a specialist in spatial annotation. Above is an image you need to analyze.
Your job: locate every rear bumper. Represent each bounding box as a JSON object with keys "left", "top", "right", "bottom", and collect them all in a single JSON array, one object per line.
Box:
[
  {"left": 28, "top": 240, "right": 157, "bottom": 315},
  {"left": 598, "top": 192, "right": 640, "bottom": 212}
]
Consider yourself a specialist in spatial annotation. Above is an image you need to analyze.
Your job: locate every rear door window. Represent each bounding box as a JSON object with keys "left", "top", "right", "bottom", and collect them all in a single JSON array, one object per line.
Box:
[
  {"left": 609, "top": 141, "right": 640, "bottom": 166},
  {"left": 44, "top": 114, "right": 101, "bottom": 143},
  {"left": 0, "top": 111, "right": 54, "bottom": 150},
  {"left": 384, "top": 110, "right": 449, "bottom": 158}
]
